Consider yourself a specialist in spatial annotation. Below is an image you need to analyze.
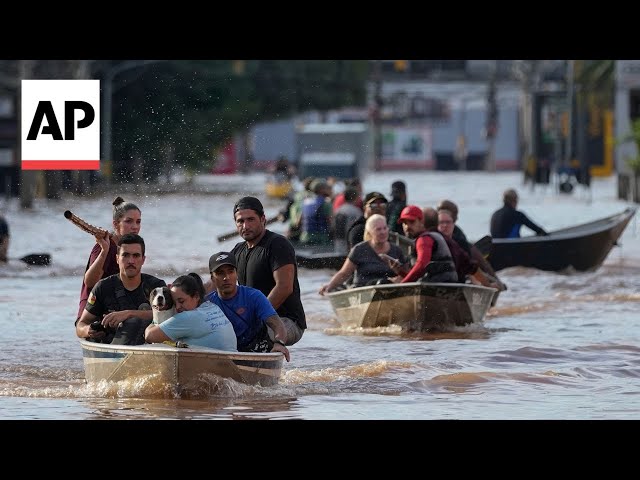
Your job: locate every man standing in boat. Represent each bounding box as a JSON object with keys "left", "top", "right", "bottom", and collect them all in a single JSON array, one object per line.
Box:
[
  {"left": 490, "top": 189, "right": 548, "bottom": 239},
  {"left": 75, "top": 233, "right": 166, "bottom": 345},
  {"left": 0, "top": 212, "right": 9, "bottom": 262}
]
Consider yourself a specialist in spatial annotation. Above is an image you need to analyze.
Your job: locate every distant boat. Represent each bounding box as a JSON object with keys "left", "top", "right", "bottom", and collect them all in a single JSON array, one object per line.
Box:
[
  {"left": 79, "top": 340, "right": 283, "bottom": 396},
  {"left": 265, "top": 174, "right": 292, "bottom": 199},
  {"left": 294, "top": 244, "right": 347, "bottom": 270},
  {"left": 481, "top": 207, "right": 637, "bottom": 272},
  {"left": 326, "top": 282, "right": 497, "bottom": 332}
]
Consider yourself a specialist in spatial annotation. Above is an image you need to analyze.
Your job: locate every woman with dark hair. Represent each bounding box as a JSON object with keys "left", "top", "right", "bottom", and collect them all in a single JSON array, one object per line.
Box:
[
  {"left": 145, "top": 273, "right": 237, "bottom": 351},
  {"left": 76, "top": 196, "right": 142, "bottom": 322}
]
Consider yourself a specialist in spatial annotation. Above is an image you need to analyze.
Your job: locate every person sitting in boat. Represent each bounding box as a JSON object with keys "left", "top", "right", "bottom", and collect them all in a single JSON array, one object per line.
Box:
[
  {"left": 333, "top": 187, "right": 363, "bottom": 255},
  {"left": 386, "top": 180, "right": 407, "bottom": 235},
  {"left": 205, "top": 251, "right": 290, "bottom": 361},
  {"left": 144, "top": 273, "right": 238, "bottom": 351},
  {"left": 318, "top": 214, "right": 409, "bottom": 295},
  {"left": 0, "top": 212, "right": 9, "bottom": 262},
  {"left": 285, "top": 176, "right": 315, "bottom": 242},
  {"left": 435, "top": 200, "right": 506, "bottom": 291},
  {"left": 76, "top": 196, "right": 142, "bottom": 324},
  {"left": 490, "top": 188, "right": 548, "bottom": 239},
  {"left": 333, "top": 177, "right": 364, "bottom": 213},
  {"left": 393, "top": 205, "right": 458, "bottom": 284},
  {"left": 299, "top": 178, "right": 333, "bottom": 246},
  {"left": 75, "top": 233, "right": 166, "bottom": 345},
  {"left": 347, "top": 192, "right": 388, "bottom": 249},
  {"left": 432, "top": 208, "right": 500, "bottom": 288},
  {"left": 272, "top": 155, "right": 295, "bottom": 182}
]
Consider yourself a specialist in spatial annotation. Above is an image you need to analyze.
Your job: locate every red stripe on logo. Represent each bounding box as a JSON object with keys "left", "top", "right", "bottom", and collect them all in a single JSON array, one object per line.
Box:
[{"left": 22, "top": 160, "right": 100, "bottom": 170}]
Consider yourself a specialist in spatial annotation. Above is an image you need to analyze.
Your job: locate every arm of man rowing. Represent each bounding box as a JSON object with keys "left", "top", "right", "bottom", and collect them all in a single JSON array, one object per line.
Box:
[
  {"left": 265, "top": 314, "right": 290, "bottom": 362},
  {"left": 269, "top": 264, "right": 295, "bottom": 310}
]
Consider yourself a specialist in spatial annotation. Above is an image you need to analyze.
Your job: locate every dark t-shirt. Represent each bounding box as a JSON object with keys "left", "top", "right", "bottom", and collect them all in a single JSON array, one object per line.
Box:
[
  {"left": 452, "top": 225, "right": 472, "bottom": 256},
  {"left": 85, "top": 273, "right": 166, "bottom": 318},
  {"left": 348, "top": 241, "right": 407, "bottom": 287},
  {"left": 490, "top": 205, "right": 547, "bottom": 238},
  {"left": 346, "top": 216, "right": 366, "bottom": 249},
  {"left": 232, "top": 230, "right": 307, "bottom": 330},
  {"left": 443, "top": 235, "right": 477, "bottom": 281},
  {"left": 77, "top": 241, "right": 119, "bottom": 319},
  {"left": 386, "top": 199, "right": 406, "bottom": 235}
]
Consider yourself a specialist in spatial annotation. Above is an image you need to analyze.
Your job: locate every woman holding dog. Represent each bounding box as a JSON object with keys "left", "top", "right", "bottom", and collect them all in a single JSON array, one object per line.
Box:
[
  {"left": 76, "top": 197, "right": 142, "bottom": 322},
  {"left": 145, "top": 273, "right": 237, "bottom": 351}
]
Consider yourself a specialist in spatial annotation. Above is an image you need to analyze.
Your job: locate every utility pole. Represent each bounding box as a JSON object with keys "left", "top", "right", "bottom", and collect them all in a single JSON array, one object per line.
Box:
[
  {"left": 485, "top": 61, "right": 499, "bottom": 172},
  {"left": 372, "top": 60, "right": 383, "bottom": 172},
  {"left": 565, "top": 59, "right": 574, "bottom": 169}
]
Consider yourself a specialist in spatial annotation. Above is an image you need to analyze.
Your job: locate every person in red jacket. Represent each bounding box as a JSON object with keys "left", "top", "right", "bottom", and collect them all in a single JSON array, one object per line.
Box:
[{"left": 395, "top": 205, "right": 457, "bottom": 284}]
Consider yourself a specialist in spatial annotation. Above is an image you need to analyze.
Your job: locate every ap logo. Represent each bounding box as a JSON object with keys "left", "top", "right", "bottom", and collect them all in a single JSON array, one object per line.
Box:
[{"left": 21, "top": 79, "right": 100, "bottom": 170}]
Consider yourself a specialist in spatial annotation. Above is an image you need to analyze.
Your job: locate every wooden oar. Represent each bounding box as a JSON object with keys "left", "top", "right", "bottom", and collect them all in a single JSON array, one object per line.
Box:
[
  {"left": 472, "top": 235, "right": 492, "bottom": 257},
  {"left": 217, "top": 215, "right": 280, "bottom": 243},
  {"left": 63, "top": 210, "right": 111, "bottom": 239}
]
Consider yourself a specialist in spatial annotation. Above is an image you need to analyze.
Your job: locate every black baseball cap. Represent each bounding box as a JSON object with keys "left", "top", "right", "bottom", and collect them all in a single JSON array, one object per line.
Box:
[
  {"left": 233, "top": 196, "right": 264, "bottom": 216},
  {"left": 209, "top": 251, "right": 237, "bottom": 273},
  {"left": 364, "top": 191, "right": 388, "bottom": 206}
]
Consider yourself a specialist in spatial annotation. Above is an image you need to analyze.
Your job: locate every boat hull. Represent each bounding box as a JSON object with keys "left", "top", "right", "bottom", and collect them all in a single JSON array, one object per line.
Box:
[
  {"left": 327, "top": 282, "right": 497, "bottom": 332},
  {"left": 487, "top": 207, "right": 637, "bottom": 272},
  {"left": 80, "top": 340, "right": 283, "bottom": 394}
]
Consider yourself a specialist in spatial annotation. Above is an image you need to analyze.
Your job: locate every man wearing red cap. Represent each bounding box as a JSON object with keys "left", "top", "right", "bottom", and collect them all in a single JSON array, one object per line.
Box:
[{"left": 396, "top": 205, "right": 457, "bottom": 283}]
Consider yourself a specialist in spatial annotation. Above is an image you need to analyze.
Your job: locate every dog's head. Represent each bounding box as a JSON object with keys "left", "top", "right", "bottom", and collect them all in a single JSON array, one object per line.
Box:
[{"left": 150, "top": 286, "right": 174, "bottom": 311}]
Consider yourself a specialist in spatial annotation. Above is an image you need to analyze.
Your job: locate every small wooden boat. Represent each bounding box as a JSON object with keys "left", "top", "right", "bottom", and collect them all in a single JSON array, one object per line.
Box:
[
  {"left": 482, "top": 207, "right": 637, "bottom": 272},
  {"left": 327, "top": 282, "right": 497, "bottom": 332},
  {"left": 295, "top": 244, "right": 347, "bottom": 270},
  {"left": 79, "top": 340, "right": 283, "bottom": 395},
  {"left": 265, "top": 175, "right": 292, "bottom": 199}
]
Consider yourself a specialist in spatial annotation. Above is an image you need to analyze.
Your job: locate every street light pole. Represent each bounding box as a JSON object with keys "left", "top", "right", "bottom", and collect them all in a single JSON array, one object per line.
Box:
[{"left": 101, "top": 60, "right": 163, "bottom": 181}]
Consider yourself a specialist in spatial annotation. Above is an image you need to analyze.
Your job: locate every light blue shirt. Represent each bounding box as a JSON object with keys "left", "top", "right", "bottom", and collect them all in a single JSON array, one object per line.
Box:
[{"left": 159, "top": 300, "right": 237, "bottom": 351}]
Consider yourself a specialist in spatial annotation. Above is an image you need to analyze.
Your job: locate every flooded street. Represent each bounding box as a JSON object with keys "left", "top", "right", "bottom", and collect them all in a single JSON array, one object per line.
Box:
[{"left": 1, "top": 170, "right": 639, "bottom": 419}]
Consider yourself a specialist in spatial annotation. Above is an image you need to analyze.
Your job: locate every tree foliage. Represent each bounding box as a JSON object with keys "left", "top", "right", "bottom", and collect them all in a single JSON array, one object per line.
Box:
[{"left": 108, "top": 60, "right": 369, "bottom": 181}]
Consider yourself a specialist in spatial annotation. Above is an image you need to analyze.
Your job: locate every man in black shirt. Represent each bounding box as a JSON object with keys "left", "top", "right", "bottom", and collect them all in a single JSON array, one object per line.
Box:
[
  {"left": 230, "top": 196, "right": 306, "bottom": 346},
  {"left": 347, "top": 191, "right": 388, "bottom": 249},
  {"left": 490, "top": 189, "right": 548, "bottom": 239},
  {"left": 75, "top": 233, "right": 166, "bottom": 345}
]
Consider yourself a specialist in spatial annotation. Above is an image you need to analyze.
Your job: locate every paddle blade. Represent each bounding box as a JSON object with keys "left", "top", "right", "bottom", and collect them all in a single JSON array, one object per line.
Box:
[
  {"left": 20, "top": 253, "right": 51, "bottom": 266},
  {"left": 473, "top": 235, "right": 492, "bottom": 257}
]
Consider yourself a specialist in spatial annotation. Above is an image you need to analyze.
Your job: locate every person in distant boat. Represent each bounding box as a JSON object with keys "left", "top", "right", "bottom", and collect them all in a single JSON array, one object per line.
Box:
[
  {"left": 386, "top": 180, "right": 407, "bottom": 235},
  {"left": 319, "top": 214, "right": 409, "bottom": 295},
  {"left": 76, "top": 233, "right": 165, "bottom": 345},
  {"left": 347, "top": 191, "right": 388, "bottom": 249},
  {"left": 76, "top": 196, "right": 142, "bottom": 323},
  {"left": 490, "top": 189, "right": 548, "bottom": 239},
  {"left": 272, "top": 155, "right": 295, "bottom": 181},
  {"left": 436, "top": 199, "right": 506, "bottom": 291},
  {"left": 433, "top": 208, "right": 499, "bottom": 288},
  {"left": 333, "top": 187, "right": 362, "bottom": 254},
  {"left": 0, "top": 213, "right": 9, "bottom": 262},
  {"left": 393, "top": 205, "right": 458, "bottom": 284},
  {"left": 205, "top": 252, "right": 290, "bottom": 361},
  {"left": 223, "top": 196, "right": 306, "bottom": 347},
  {"left": 332, "top": 177, "right": 364, "bottom": 213},
  {"left": 299, "top": 178, "right": 334, "bottom": 246},
  {"left": 145, "top": 273, "right": 237, "bottom": 351}
]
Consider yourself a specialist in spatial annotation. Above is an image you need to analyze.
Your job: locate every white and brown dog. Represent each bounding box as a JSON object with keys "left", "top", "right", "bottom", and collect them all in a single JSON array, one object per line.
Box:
[{"left": 149, "top": 286, "right": 176, "bottom": 324}]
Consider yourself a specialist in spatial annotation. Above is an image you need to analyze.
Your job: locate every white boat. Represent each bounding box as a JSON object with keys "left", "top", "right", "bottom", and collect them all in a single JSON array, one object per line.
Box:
[
  {"left": 327, "top": 282, "right": 497, "bottom": 332},
  {"left": 79, "top": 340, "right": 284, "bottom": 395}
]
